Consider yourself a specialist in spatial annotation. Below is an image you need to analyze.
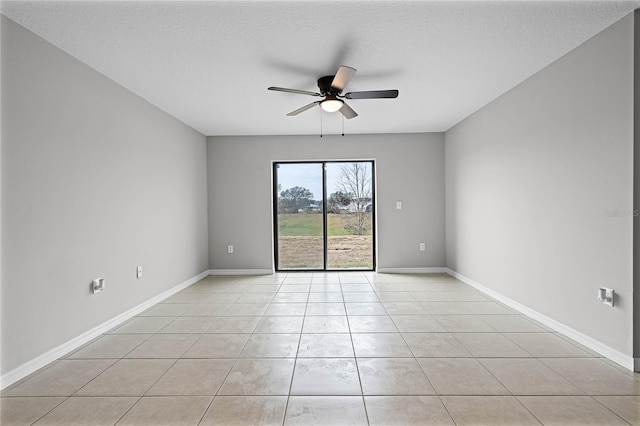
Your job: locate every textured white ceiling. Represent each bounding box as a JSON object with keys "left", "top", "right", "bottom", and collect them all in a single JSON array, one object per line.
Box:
[{"left": 2, "top": 1, "right": 639, "bottom": 136}]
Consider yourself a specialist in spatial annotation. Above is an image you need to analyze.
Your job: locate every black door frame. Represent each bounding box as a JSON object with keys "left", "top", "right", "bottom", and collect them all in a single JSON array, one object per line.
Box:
[{"left": 273, "top": 160, "right": 376, "bottom": 272}]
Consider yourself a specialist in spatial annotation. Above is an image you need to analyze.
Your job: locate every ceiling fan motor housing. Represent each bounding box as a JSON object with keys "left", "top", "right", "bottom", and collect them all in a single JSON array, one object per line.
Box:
[{"left": 318, "top": 75, "right": 339, "bottom": 95}]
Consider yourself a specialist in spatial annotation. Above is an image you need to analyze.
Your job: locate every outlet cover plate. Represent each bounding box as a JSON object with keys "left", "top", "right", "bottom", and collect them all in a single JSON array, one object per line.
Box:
[
  {"left": 598, "top": 287, "right": 614, "bottom": 307},
  {"left": 91, "top": 278, "right": 105, "bottom": 294}
]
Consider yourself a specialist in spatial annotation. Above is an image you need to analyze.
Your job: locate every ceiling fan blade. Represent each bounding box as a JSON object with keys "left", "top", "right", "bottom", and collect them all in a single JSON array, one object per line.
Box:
[
  {"left": 331, "top": 66, "right": 357, "bottom": 92},
  {"left": 287, "top": 101, "right": 320, "bottom": 116},
  {"left": 268, "top": 87, "right": 322, "bottom": 97},
  {"left": 339, "top": 102, "right": 358, "bottom": 119},
  {"left": 344, "top": 90, "right": 399, "bottom": 100}
]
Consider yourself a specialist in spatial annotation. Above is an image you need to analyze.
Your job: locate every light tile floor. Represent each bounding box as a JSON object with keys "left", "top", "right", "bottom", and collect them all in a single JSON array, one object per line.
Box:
[{"left": 2, "top": 272, "right": 639, "bottom": 425}]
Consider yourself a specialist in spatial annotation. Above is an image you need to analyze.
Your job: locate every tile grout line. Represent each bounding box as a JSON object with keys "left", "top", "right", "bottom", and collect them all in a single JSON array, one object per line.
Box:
[
  {"left": 373, "top": 277, "right": 452, "bottom": 422},
  {"left": 353, "top": 273, "right": 373, "bottom": 425},
  {"left": 275, "top": 272, "right": 294, "bottom": 425},
  {"left": 588, "top": 395, "right": 635, "bottom": 425},
  {"left": 283, "top": 272, "right": 310, "bottom": 425},
  {"left": 112, "top": 395, "right": 144, "bottom": 426},
  {"left": 207, "top": 274, "right": 289, "bottom": 424},
  {"left": 24, "top": 395, "right": 70, "bottom": 426}
]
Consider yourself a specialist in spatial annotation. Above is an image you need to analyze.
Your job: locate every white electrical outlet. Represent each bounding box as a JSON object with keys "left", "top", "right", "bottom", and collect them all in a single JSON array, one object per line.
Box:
[
  {"left": 598, "top": 287, "right": 614, "bottom": 307},
  {"left": 136, "top": 266, "right": 143, "bottom": 279},
  {"left": 227, "top": 245, "right": 234, "bottom": 254},
  {"left": 91, "top": 278, "right": 105, "bottom": 294},
  {"left": 396, "top": 201, "right": 402, "bottom": 210},
  {"left": 419, "top": 243, "right": 426, "bottom": 251}
]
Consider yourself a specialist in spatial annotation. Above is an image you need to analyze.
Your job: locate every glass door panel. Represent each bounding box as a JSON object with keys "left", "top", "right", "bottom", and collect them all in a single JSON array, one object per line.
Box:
[
  {"left": 325, "top": 162, "right": 374, "bottom": 269},
  {"left": 274, "top": 163, "right": 325, "bottom": 270}
]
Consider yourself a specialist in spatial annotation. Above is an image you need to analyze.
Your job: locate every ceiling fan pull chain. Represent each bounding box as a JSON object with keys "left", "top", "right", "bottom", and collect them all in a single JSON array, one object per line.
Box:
[
  {"left": 342, "top": 114, "right": 345, "bottom": 137},
  {"left": 320, "top": 108, "right": 323, "bottom": 138}
]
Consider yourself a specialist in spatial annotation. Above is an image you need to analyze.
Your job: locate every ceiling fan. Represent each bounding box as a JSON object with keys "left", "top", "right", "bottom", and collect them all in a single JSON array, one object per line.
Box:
[{"left": 268, "top": 65, "right": 398, "bottom": 119}]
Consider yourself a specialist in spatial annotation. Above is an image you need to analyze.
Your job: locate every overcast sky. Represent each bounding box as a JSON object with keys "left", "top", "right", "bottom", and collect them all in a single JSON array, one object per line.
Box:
[{"left": 276, "top": 162, "right": 370, "bottom": 201}]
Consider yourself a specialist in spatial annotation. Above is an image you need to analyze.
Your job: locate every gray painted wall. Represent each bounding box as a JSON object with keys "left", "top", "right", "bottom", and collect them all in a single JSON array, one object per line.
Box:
[
  {"left": 445, "top": 13, "right": 635, "bottom": 356},
  {"left": 1, "top": 17, "right": 209, "bottom": 375},
  {"left": 207, "top": 133, "right": 445, "bottom": 271}
]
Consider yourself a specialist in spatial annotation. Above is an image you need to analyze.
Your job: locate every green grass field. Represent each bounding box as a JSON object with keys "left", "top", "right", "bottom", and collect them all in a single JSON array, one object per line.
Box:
[{"left": 277, "top": 213, "right": 372, "bottom": 236}]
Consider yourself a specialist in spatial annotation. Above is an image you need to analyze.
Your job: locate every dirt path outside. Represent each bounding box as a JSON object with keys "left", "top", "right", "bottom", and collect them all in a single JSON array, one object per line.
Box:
[{"left": 278, "top": 235, "right": 373, "bottom": 269}]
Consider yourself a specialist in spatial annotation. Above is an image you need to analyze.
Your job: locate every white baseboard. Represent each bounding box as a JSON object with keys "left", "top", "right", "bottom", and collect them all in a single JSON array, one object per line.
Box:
[
  {"left": 208, "top": 269, "right": 273, "bottom": 275},
  {"left": 377, "top": 267, "right": 448, "bottom": 274},
  {"left": 445, "top": 268, "right": 635, "bottom": 372},
  {"left": 0, "top": 270, "right": 209, "bottom": 390}
]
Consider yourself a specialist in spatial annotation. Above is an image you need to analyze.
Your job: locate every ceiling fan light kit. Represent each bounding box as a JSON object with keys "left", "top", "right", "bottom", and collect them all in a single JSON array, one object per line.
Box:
[
  {"left": 320, "top": 97, "right": 344, "bottom": 113},
  {"left": 268, "top": 65, "right": 398, "bottom": 120}
]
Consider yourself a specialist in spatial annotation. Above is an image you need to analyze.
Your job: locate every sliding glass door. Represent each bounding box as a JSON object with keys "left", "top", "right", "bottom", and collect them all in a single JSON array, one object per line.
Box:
[
  {"left": 274, "top": 161, "right": 375, "bottom": 271},
  {"left": 274, "top": 163, "right": 325, "bottom": 269},
  {"left": 325, "top": 162, "right": 374, "bottom": 269}
]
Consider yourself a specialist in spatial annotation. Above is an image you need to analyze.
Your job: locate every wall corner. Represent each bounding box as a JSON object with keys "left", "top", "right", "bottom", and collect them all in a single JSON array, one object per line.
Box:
[{"left": 633, "top": 9, "right": 640, "bottom": 365}]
